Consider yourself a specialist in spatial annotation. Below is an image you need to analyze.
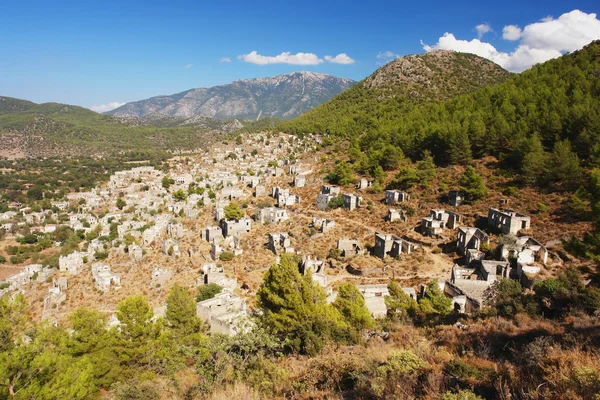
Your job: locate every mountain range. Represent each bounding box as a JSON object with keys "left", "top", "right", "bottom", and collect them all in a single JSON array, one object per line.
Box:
[{"left": 107, "top": 71, "right": 356, "bottom": 121}]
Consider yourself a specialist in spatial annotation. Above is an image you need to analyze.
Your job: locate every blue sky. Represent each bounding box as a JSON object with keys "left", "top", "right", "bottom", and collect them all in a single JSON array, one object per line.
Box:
[{"left": 0, "top": 0, "right": 598, "bottom": 111}]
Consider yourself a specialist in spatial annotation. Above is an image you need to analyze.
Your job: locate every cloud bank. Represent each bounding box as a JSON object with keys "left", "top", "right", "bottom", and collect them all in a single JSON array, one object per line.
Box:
[
  {"left": 219, "top": 57, "right": 231, "bottom": 63},
  {"left": 422, "top": 9, "right": 600, "bottom": 72},
  {"left": 90, "top": 102, "right": 125, "bottom": 113},
  {"left": 238, "top": 51, "right": 355, "bottom": 65},
  {"left": 238, "top": 51, "right": 323, "bottom": 65}
]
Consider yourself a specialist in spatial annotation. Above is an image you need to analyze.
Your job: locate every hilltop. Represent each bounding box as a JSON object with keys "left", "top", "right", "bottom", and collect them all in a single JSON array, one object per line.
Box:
[
  {"left": 280, "top": 50, "right": 511, "bottom": 135},
  {"left": 108, "top": 71, "right": 356, "bottom": 121}
]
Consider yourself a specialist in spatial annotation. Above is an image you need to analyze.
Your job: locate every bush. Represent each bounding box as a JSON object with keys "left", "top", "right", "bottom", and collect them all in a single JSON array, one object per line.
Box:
[
  {"left": 502, "top": 186, "right": 519, "bottom": 196},
  {"left": 197, "top": 283, "right": 222, "bottom": 302},
  {"left": 327, "top": 195, "right": 345, "bottom": 210},
  {"left": 219, "top": 252, "right": 234, "bottom": 262},
  {"left": 94, "top": 251, "right": 109, "bottom": 260}
]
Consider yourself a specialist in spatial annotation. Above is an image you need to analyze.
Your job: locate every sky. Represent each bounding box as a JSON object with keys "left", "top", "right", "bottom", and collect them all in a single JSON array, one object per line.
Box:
[{"left": 0, "top": 0, "right": 599, "bottom": 112}]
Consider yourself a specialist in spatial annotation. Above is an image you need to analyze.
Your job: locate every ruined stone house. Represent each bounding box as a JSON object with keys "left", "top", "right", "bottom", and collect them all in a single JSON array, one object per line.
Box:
[
  {"left": 421, "top": 209, "right": 461, "bottom": 236},
  {"left": 488, "top": 208, "right": 531, "bottom": 235},
  {"left": 457, "top": 227, "right": 489, "bottom": 256},
  {"left": 220, "top": 217, "right": 252, "bottom": 237},
  {"left": 385, "top": 190, "right": 410, "bottom": 205},
  {"left": 256, "top": 207, "right": 289, "bottom": 225},
  {"left": 92, "top": 263, "right": 121, "bottom": 291},
  {"left": 343, "top": 193, "right": 362, "bottom": 211},
  {"left": 387, "top": 209, "right": 407, "bottom": 223},
  {"left": 312, "top": 217, "right": 336, "bottom": 233},
  {"left": 268, "top": 232, "right": 294, "bottom": 255},
  {"left": 336, "top": 238, "right": 364, "bottom": 257},
  {"left": 448, "top": 190, "right": 465, "bottom": 207}
]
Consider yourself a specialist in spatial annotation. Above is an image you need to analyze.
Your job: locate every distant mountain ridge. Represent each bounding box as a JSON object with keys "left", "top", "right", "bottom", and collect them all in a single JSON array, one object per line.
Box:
[{"left": 107, "top": 71, "right": 356, "bottom": 121}]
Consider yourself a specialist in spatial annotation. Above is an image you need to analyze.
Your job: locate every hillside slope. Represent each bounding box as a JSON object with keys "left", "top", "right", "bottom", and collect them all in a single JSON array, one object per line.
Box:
[
  {"left": 108, "top": 71, "right": 356, "bottom": 121},
  {"left": 0, "top": 98, "right": 226, "bottom": 158},
  {"left": 283, "top": 42, "right": 600, "bottom": 179},
  {"left": 280, "top": 50, "right": 511, "bottom": 135}
]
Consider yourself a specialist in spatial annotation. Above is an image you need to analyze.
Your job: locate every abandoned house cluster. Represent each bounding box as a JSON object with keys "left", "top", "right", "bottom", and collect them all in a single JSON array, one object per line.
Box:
[{"left": 0, "top": 132, "right": 559, "bottom": 335}]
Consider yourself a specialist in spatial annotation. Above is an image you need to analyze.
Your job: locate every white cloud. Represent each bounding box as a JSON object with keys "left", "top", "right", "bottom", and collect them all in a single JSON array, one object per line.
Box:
[
  {"left": 324, "top": 53, "right": 355, "bottom": 64},
  {"left": 377, "top": 50, "right": 400, "bottom": 60},
  {"left": 219, "top": 57, "right": 231, "bottom": 63},
  {"left": 421, "top": 9, "right": 600, "bottom": 72},
  {"left": 502, "top": 25, "right": 522, "bottom": 41},
  {"left": 238, "top": 51, "right": 323, "bottom": 65},
  {"left": 475, "top": 23, "right": 492, "bottom": 38},
  {"left": 90, "top": 102, "right": 125, "bottom": 113},
  {"left": 184, "top": 64, "right": 194, "bottom": 69},
  {"left": 376, "top": 50, "right": 401, "bottom": 65}
]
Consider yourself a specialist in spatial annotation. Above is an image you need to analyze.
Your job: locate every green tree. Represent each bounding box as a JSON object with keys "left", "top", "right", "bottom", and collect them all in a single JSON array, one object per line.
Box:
[
  {"left": 224, "top": 202, "right": 244, "bottom": 220},
  {"left": 372, "top": 165, "right": 386, "bottom": 185},
  {"left": 116, "top": 296, "right": 154, "bottom": 342},
  {"left": 419, "top": 280, "right": 451, "bottom": 316},
  {"left": 416, "top": 150, "right": 437, "bottom": 185},
  {"left": 447, "top": 130, "right": 472, "bottom": 165},
  {"left": 328, "top": 161, "right": 355, "bottom": 187},
  {"left": 67, "top": 308, "right": 121, "bottom": 387},
  {"left": 459, "top": 166, "right": 487, "bottom": 202},
  {"left": 26, "top": 186, "right": 44, "bottom": 201},
  {"left": 521, "top": 133, "right": 548, "bottom": 185},
  {"left": 256, "top": 254, "right": 331, "bottom": 355},
  {"left": 166, "top": 285, "right": 201, "bottom": 334},
  {"left": 389, "top": 165, "right": 420, "bottom": 190},
  {"left": 385, "top": 281, "right": 417, "bottom": 320},
  {"left": 333, "top": 282, "right": 373, "bottom": 331},
  {"left": 488, "top": 279, "right": 538, "bottom": 318},
  {"left": 116, "top": 197, "right": 126, "bottom": 210},
  {"left": 172, "top": 189, "right": 187, "bottom": 202},
  {"left": 548, "top": 140, "right": 582, "bottom": 188},
  {"left": 0, "top": 294, "right": 26, "bottom": 353},
  {"left": 197, "top": 283, "right": 222, "bottom": 302},
  {"left": 161, "top": 176, "right": 172, "bottom": 189}
]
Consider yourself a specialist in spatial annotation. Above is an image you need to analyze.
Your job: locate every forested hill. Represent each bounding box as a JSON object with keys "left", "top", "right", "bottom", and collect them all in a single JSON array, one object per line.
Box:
[
  {"left": 282, "top": 41, "right": 600, "bottom": 180},
  {"left": 279, "top": 50, "right": 511, "bottom": 137},
  {"left": 0, "top": 97, "right": 229, "bottom": 157}
]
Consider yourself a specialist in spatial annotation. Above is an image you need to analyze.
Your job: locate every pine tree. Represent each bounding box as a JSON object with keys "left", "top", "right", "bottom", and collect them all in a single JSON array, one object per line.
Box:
[
  {"left": 385, "top": 281, "right": 417, "bottom": 320},
  {"left": 447, "top": 129, "right": 472, "bottom": 165},
  {"left": 459, "top": 166, "right": 487, "bottom": 202},
  {"left": 521, "top": 133, "right": 548, "bottom": 185},
  {"left": 330, "top": 161, "right": 355, "bottom": 186},
  {"left": 166, "top": 285, "right": 201, "bottom": 334},
  {"left": 224, "top": 202, "right": 244, "bottom": 220},
  {"left": 256, "top": 254, "right": 331, "bottom": 354},
  {"left": 548, "top": 140, "right": 582, "bottom": 188},
  {"left": 116, "top": 296, "right": 154, "bottom": 341},
  {"left": 333, "top": 282, "right": 373, "bottom": 330},
  {"left": 416, "top": 150, "right": 437, "bottom": 185},
  {"left": 419, "top": 280, "right": 452, "bottom": 316}
]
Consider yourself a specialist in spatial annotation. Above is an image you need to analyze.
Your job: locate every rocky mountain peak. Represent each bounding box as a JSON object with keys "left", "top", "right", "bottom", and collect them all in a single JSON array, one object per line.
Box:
[{"left": 108, "top": 72, "right": 356, "bottom": 121}]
